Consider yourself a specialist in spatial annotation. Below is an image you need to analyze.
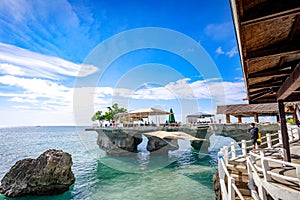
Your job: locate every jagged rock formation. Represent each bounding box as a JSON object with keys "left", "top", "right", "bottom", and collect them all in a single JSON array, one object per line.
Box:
[
  {"left": 0, "top": 149, "right": 75, "bottom": 197},
  {"left": 97, "top": 130, "right": 143, "bottom": 156},
  {"left": 146, "top": 136, "right": 179, "bottom": 153},
  {"left": 213, "top": 168, "right": 222, "bottom": 200}
]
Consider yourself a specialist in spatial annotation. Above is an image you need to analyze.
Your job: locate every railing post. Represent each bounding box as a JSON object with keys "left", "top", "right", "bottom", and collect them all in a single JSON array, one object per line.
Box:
[
  {"left": 260, "top": 149, "right": 272, "bottom": 182},
  {"left": 228, "top": 177, "right": 235, "bottom": 200},
  {"left": 266, "top": 133, "right": 272, "bottom": 148},
  {"left": 241, "top": 140, "right": 247, "bottom": 156},
  {"left": 289, "top": 128, "right": 294, "bottom": 142},
  {"left": 281, "top": 148, "right": 288, "bottom": 162},
  {"left": 231, "top": 142, "right": 236, "bottom": 159},
  {"left": 223, "top": 146, "right": 229, "bottom": 166},
  {"left": 296, "top": 166, "right": 300, "bottom": 187},
  {"left": 278, "top": 130, "right": 282, "bottom": 144},
  {"left": 247, "top": 159, "right": 255, "bottom": 190}
]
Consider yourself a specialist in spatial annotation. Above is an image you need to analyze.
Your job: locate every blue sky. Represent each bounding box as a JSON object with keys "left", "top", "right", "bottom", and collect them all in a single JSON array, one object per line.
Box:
[{"left": 0, "top": 0, "right": 249, "bottom": 126}]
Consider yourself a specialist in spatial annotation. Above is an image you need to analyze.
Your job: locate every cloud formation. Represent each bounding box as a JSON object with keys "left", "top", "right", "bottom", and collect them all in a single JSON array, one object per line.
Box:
[
  {"left": 0, "top": 43, "right": 98, "bottom": 79},
  {"left": 215, "top": 46, "right": 238, "bottom": 58},
  {"left": 204, "top": 22, "right": 234, "bottom": 41}
]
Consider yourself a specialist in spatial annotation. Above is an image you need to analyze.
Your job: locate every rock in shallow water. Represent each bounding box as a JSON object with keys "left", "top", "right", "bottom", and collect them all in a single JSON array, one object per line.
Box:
[{"left": 0, "top": 149, "right": 75, "bottom": 197}]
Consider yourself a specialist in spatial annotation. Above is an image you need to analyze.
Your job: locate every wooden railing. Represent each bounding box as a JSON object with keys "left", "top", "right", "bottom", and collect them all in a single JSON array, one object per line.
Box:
[{"left": 217, "top": 126, "right": 300, "bottom": 200}]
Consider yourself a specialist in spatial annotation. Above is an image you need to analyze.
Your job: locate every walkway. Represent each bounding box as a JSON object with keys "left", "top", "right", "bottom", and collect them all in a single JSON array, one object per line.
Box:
[{"left": 217, "top": 127, "right": 300, "bottom": 200}]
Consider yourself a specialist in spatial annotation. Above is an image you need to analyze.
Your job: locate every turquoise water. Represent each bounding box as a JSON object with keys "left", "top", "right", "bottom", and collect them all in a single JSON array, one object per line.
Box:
[{"left": 0, "top": 126, "right": 231, "bottom": 200}]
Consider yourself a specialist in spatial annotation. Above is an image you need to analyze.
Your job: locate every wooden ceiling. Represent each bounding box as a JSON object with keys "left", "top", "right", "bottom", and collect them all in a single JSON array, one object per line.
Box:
[{"left": 230, "top": 0, "right": 300, "bottom": 104}]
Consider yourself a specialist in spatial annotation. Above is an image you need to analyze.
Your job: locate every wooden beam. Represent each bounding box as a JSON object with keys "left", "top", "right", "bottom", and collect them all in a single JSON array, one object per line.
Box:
[
  {"left": 278, "top": 101, "right": 291, "bottom": 162},
  {"left": 226, "top": 114, "right": 231, "bottom": 124},
  {"left": 242, "top": 8, "right": 300, "bottom": 26},
  {"left": 248, "top": 67, "right": 291, "bottom": 79},
  {"left": 277, "top": 63, "right": 300, "bottom": 100},
  {"left": 246, "top": 40, "right": 300, "bottom": 60},
  {"left": 237, "top": 115, "right": 242, "bottom": 123},
  {"left": 254, "top": 113, "right": 259, "bottom": 123},
  {"left": 249, "top": 79, "right": 283, "bottom": 90},
  {"left": 241, "top": 1, "right": 300, "bottom": 26}
]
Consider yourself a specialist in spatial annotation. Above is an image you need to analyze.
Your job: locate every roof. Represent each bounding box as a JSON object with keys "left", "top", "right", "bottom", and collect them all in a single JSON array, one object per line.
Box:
[
  {"left": 116, "top": 107, "right": 171, "bottom": 120},
  {"left": 186, "top": 112, "right": 214, "bottom": 118},
  {"left": 217, "top": 103, "right": 296, "bottom": 117},
  {"left": 230, "top": 0, "right": 300, "bottom": 104}
]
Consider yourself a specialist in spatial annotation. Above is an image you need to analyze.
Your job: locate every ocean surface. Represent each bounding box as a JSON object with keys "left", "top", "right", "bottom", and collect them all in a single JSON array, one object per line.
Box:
[{"left": 0, "top": 126, "right": 234, "bottom": 200}]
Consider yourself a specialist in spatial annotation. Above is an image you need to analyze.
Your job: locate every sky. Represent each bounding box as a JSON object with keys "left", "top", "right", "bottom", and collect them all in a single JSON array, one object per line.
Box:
[{"left": 0, "top": 0, "right": 250, "bottom": 126}]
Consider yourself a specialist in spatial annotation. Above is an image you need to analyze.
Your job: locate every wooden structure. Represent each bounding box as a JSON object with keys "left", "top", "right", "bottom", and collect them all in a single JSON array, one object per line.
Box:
[
  {"left": 217, "top": 103, "right": 296, "bottom": 123},
  {"left": 230, "top": 0, "right": 300, "bottom": 162},
  {"left": 217, "top": 127, "right": 300, "bottom": 200}
]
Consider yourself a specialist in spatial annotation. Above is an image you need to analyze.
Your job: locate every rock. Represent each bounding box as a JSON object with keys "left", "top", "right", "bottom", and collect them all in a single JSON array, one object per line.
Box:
[
  {"left": 96, "top": 130, "right": 142, "bottom": 156},
  {"left": 0, "top": 149, "right": 75, "bottom": 197},
  {"left": 146, "top": 136, "right": 178, "bottom": 153},
  {"left": 213, "top": 168, "right": 222, "bottom": 200}
]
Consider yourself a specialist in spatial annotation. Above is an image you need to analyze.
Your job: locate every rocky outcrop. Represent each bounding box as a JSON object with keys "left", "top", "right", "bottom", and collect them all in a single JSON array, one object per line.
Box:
[
  {"left": 213, "top": 168, "right": 222, "bottom": 200},
  {"left": 146, "top": 136, "right": 179, "bottom": 153},
  {"left": 96, "top": 130, "right": 143, "bottom": 156},
  {"left": 0, "top": 149, "right": 75, "bottom": 197}
]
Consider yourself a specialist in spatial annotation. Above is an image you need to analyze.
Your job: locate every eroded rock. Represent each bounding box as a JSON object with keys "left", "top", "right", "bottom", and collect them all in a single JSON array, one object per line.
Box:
[{"left": 0, "top": 149, "right": 75, "bottom": 197}]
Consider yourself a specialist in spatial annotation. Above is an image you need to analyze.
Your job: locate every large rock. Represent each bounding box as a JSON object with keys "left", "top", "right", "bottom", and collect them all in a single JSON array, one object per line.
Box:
[
  {"left": 96, "top": 129, "right": 143, "bottom": 156},
  {"left": 146, "top": 136, "right": 179, "bottom": 153},
  {"left": 0, "top": 149, "right": 75, "bottom": 197}
]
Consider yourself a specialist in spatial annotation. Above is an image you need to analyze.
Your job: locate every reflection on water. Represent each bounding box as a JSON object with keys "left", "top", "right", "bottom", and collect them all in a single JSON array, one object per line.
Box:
[{"left": 0, "top": 127, "right": 237, "bottom": 200}]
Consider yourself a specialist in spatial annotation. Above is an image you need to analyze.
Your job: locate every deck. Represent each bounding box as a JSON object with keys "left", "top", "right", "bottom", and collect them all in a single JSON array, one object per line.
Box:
[{"left": 217, "top": 127, "right": 300, "bottom": 200}]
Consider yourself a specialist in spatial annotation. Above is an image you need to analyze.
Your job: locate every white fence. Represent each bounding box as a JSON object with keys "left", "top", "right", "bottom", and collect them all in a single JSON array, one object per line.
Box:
[{"left": 217, "top": 127, "right": 300, "bottom": 200}]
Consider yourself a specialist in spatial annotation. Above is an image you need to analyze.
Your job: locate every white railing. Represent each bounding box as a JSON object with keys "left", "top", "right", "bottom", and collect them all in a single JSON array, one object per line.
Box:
[
  {"left": 218, "top": 151, "right": 245, "bottom": 200},
  {"left": 217, "top": 126, "right": 300, "bottom": 200},
  {"left": 248, "top": 148, "right": 300, "bottom": 199}
]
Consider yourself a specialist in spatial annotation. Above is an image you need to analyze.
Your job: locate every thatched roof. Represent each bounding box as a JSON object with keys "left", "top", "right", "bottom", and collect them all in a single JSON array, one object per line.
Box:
[
  {"left": 230, "top": 0, "right": 300, "bottom": 104},
  {"left": 217, "top": 103, "right": 278, "bottom": 117},
  {"left": 217, "top": 103, "right": 297, "bottom": 117}
]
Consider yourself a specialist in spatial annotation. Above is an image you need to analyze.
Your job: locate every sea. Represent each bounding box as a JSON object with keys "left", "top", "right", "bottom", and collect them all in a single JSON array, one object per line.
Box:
[{"left": 0, "top": 126, "right": 235, "bottom": 200}]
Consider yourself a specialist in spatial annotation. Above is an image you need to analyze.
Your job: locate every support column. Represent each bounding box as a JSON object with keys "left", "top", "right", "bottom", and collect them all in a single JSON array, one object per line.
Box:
[
  {"left": 293, "top": 105, "right": 298, "bottom": 124},
  {"left": 278, "top": 101, "right": 291, "bottom": 162},
  {"left": 276, "top": 115, "right": 280, "bottom": 122},
  {"left": 237, "top": 115, "right": 242, "bottom": 123},
  {"left": 226, "top": 114, "right": 231, "bottom": 123},
  {"left": 254, "top": 113, "right": 259, "bottom": 123}
]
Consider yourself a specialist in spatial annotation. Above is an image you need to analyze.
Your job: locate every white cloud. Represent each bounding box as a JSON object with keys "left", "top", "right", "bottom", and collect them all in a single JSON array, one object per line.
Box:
[
  {"left": 0, "top": 63, "right": 25, "bottom": 75},
  {"left": 0, "top": 43, "right": 98, "bottom": 79},
  {"left": 216, "top": 46, "right": 224, "bottom": 55},
  {"left": 204, "top": 22, "right": 234, "bottom": 41},
  {"left": 226, "top": 46, "right": 238, "bottom": 57},
  {"left": 0, "top": 74, "right": 246, "bottom": 125}
]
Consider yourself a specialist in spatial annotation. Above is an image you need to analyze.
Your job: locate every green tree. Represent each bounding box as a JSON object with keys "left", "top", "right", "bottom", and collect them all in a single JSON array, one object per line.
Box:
[{"left": 91, "top": 103, "right": 126, "bottom": 123}]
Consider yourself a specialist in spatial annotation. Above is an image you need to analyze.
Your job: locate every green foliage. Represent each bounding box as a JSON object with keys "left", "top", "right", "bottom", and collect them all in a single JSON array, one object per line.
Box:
[{"left": 91, "top": 103, "right": 127, "bottom": 122}]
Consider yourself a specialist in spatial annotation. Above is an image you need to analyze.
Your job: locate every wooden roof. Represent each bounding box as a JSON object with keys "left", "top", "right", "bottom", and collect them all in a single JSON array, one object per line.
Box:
[
  {"left": 230, "top": 0, "right": 300, "bottom": 104},
  {"left": 217, "top": 103, "right": 278, "bottom": 117},
  {"left": 216, "top": 103, "right": 296, "bottom": 117}
]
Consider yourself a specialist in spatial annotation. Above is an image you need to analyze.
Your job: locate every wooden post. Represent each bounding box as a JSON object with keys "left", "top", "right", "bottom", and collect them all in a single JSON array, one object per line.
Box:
[
  {"left": 231, "top": 142, "right": 236, "bottom": 159},
  {"left": 278, "top": 100, "right": 291, "bottom": 162},
  {"left": 266, "top": 133, "right": 272, "bottom": 148},
  {"left": 254, "top": 113, "right": 259, "bottom": 123},
  {"left": 260, "top": 149, "right": 272, "bottom": 182},
  {"left": 241, "top": 140, "right": 247, "bottom": 156},
  {"left": 223, "top": 146, "right": 229, "bottom": 165},
  {"left": 278, "top": 130, "right": 282, "bottom": 144},
  {"left": 226, "top": 114, "right": 231, "bottom": 123},
  {"left": 228, "top": 177, "right": 235, "bottom": 200},
  {"left": 276, "top": 115, "right": 280, "bottom": 122},
  {"left": 237, "top": 115, "right": 242, "bottom": 123}
]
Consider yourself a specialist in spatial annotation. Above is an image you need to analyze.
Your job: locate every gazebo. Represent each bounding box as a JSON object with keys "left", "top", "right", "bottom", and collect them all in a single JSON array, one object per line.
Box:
[
  {"left": 217, "top": 103, "right": 297, "bottom": 123},
  {"left": 116, "top": 107, "right": 171, "bottom": 124}
]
